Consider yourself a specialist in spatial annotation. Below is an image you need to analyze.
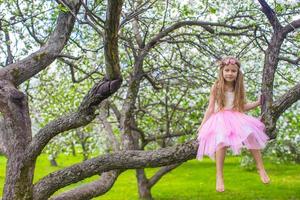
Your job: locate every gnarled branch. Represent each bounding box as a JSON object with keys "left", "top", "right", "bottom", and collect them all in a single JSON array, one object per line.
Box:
[
  {"left": 0, "top": 0, "right": 81, "bottom": 86},
  {"left": 272, "top": 83, "right": 300, "bottom": 120},
  {"left": 26, "top": 78, "right": 122, "bottom": 163},
  {"left": 33, "top": 140, "right": 198, "bottom": 200},
  {"left": 282, "top": 18, "right": 300, "bottom": 37}
]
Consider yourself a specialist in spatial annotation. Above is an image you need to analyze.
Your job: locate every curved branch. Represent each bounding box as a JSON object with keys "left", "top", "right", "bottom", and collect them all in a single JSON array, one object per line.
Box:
[
  {"left": 0, "top": 0, "right": 81, "bottom": 86},
  {"left": 258, "top": 0, "right": 282, "bottom": 30},
  {"left": 148, "top": 163, "right": 181, "bottom": 187},
  {"left": 272, "top": 82, "right": 300, "bottom": 120},
  {"left": 25, "top": 78, "right": 122, "bottom": 163},
  {"left": 26, "top": 0, "right": 124, "bottom": 162},
  {"left": 33, "top": 140, "right": 197, "bottom": 200},
  {"left": 48, "top": 170, "right": 122, "bottom": 200},
  {"left": 282, "top": 18, "right": 300, "bottom": 37}
]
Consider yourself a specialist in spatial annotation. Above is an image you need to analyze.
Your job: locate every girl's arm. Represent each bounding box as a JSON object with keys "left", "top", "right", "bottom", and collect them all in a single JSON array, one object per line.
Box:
[
  {"left": 244, "top": 96, "right": 261, "bottom": 112},
  {"left": 197, "top": 84, "right": 216, "bottom": 132}
]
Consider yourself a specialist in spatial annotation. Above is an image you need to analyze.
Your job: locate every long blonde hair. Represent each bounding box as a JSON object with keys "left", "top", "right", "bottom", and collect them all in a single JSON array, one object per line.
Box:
[{"left": 214, "top": 57, "right": 246, "bottom": 112}]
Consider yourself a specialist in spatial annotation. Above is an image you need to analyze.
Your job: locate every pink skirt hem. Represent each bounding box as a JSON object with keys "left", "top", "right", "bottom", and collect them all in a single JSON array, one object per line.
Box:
[{"left": 196, "top": 110, "right": 269, "bottom": 161}]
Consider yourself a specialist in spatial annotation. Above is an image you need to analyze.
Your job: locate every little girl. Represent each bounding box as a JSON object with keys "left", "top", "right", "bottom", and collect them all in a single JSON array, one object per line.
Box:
[{"left": 196, "top": 56, "right": 270, "bottom": 192}]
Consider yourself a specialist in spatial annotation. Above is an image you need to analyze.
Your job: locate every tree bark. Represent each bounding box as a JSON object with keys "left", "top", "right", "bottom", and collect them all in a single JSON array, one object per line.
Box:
[
  {"left": 0, "top": 81, "right": 34, "bottom": 200},
  {"left": 136, "top": 169, "right": 153, "bottom": 200},
  {"left": 32, "top": 140, "right": 197, "bottom": 199},
  {"left": 1, "top": 0, "right": 81, "bottom": 86},
  {"left": 258, "top": 0, "right": 300, "bottom": 139}
]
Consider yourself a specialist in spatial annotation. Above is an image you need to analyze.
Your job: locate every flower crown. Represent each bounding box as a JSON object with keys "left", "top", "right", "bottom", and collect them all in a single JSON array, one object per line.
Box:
[{"left": 219, "top": 57, "right": 241, "bottom": 68}]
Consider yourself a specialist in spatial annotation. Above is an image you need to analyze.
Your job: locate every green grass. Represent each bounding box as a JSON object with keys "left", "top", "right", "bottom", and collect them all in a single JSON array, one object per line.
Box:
[{"left": 0, "top": 154, "right": 299, "bottom": 200}]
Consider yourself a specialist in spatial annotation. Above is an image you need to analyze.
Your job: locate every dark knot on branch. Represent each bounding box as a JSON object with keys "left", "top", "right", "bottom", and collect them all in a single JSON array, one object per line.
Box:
[
  {"left": 78, "top": 77, "right": 122, "bottom": 112},
  {"left": 9, "top": 90, "right": 25, "bottom": 103}
]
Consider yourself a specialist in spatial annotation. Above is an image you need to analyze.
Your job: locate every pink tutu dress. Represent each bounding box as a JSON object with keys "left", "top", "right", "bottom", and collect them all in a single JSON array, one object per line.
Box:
[{"left": 196, "top": 91, "right": 269, "bottom": 160}]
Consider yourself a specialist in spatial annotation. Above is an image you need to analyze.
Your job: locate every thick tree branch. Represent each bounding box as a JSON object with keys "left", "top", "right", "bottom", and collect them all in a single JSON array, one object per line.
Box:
[
  {"left": 258, "top": 0, "right": 282, "bottom": 30},
  {"left": 272, "top": 83, "right": 300, "bottom": 120},
  {"left": 26, "top": 78, "right": 122, "bottom": 163},
  {"left": 282, "top": 18, "right": 300, "bottom": 37},
  {"left": 0, "top": 0, "right": 81, "bottom": 86},
  {"left": 26, "top": 0, "right": 124, "bottom": 163},
  {"left": 27, "top": 112, "right": 95, "bottom": 163},
  {"left": 260, "top": 28, "right": 285, "bottom": 137},
  {"left": 104, "top": 0, "right": 123, "bottom": 80},
  {"left": 33, "top": 140, "right": 197, "bottom": 200}
]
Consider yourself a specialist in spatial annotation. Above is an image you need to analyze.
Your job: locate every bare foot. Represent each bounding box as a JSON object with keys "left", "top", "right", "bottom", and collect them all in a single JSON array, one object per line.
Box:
[
  {"left": 258, "top": 169, "right": 270, "bottom": 184},
  {"left": 216, "top": 176, "right": 225, "bottom": 192}
]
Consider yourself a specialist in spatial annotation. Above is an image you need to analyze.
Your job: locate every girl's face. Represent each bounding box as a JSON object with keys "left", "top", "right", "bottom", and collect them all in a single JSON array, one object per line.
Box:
[{"left": 222, "top": 64, "right": 238, "bottom": 83}]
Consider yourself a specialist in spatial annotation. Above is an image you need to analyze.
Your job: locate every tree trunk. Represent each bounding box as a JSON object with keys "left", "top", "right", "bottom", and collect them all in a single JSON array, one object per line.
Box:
[
  {"left": 0, "top": 82, "right": 35, "bottom": 200},
  {"left": 3, "top": 158, "right": 35, "bottom": 200},
  {"left": 136, "top": 169, "right": 153, "bottom": 200}
]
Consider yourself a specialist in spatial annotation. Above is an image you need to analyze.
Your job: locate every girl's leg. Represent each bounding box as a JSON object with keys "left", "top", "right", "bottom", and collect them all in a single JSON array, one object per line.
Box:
[
  {"left": 215, "top": 146, "right": 227, "bottom": 192},
  {"left": 249, "top": 149, "right": 270, "bottom": 184}
]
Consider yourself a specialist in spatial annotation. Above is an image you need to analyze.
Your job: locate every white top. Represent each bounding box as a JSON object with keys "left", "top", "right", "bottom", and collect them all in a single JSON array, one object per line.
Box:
[{"left": 214, "top": 91, "right": 234, "bottom": 112}]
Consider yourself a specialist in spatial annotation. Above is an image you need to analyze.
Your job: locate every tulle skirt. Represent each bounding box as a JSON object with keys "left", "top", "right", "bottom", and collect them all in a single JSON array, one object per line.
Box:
[{"left": 196, "top": 110, "right": 269, "bottom": 160}]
